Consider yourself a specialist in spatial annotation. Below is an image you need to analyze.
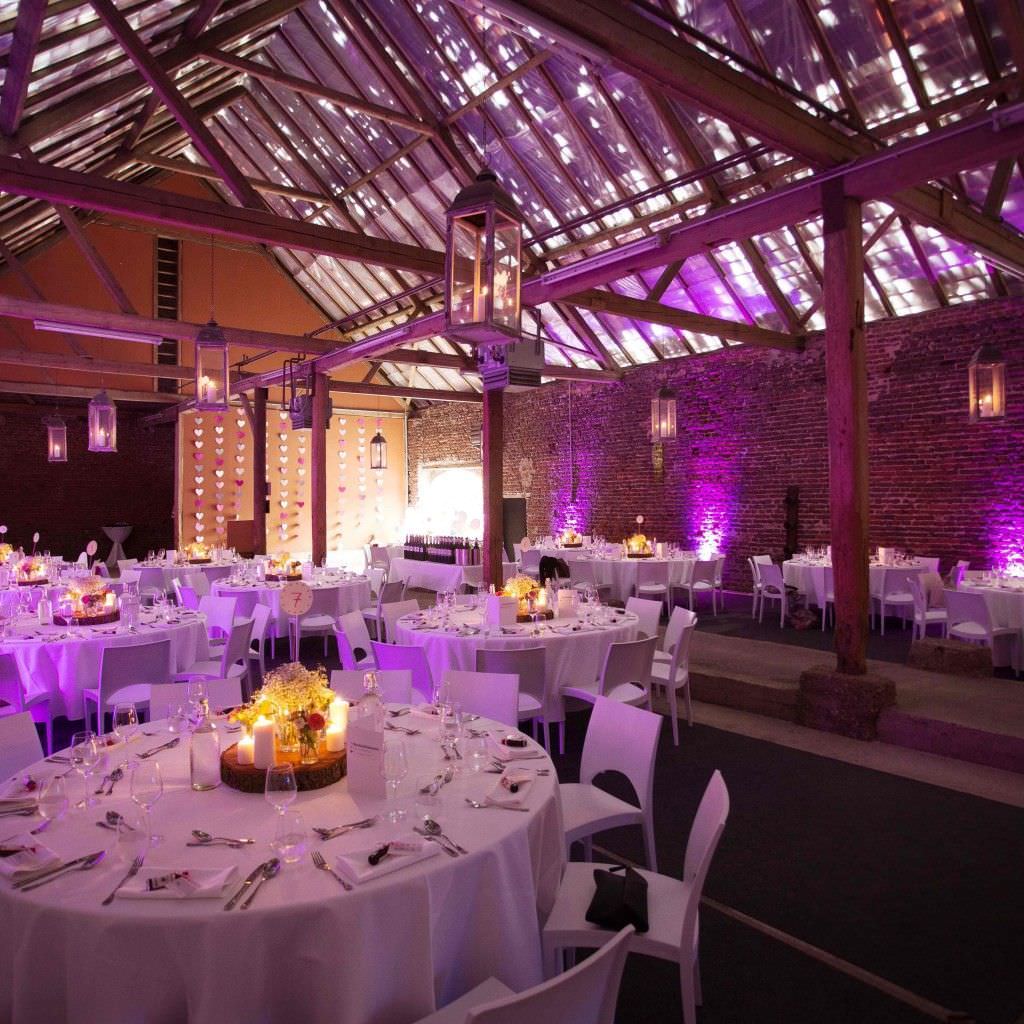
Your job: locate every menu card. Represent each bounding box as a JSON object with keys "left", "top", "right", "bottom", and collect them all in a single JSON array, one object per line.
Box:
[{"left": 346, "top": 718, "right": 385, "bottom": 798}]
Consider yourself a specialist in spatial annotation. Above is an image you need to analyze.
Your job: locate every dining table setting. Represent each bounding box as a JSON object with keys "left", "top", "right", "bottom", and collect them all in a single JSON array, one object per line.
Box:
[{"left": 0, "top": 702, "right": 564, "bottom": 1024}]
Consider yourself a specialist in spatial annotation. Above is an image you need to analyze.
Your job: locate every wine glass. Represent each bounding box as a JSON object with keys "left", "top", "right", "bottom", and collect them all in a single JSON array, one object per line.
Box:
[
  {"left": 381, "top": 739, "right": 408, "bottom": 823},
  {"left": 37, "top": 775, "right": 69, "bottom": 826},
  {"left": 70, "top": 730, "right": 100, "bottom": 809},
  {"left": 185, "top": 681, "right": 207, "bottom": 724},
  {"left": 111, "top": 702, "right": 138, "bottom": 744},
  {"left": 264, "top": 764, "right": 297, "bottom": 815},
  {"left": 130, "top": 760, "right": 164, "bottom": 845}
]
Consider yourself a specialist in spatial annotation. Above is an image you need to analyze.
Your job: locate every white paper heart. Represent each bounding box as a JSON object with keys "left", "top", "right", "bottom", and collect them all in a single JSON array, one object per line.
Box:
[
  {"left": 236, "top": 419, "right": 247, "bottom": 429},
  {"left": 195, "top": 475, "right": 205, "bottom": 485},
  {"left": 216, "top": 504, "right": 225, "bottom": 512},
  {"left": 215, "top": 516, "right": 225, "bottom": 524},
  {"left": 215, "top": 469, "right": 225, "bottom": 478},
  {"left": 297, "top": 469, "right": 306, "bottom": 477},
  {"left": 235, "top": 456, "right": 245, "bottom": 463},
  {"left": 196, "top": 512, "right": 205, "bottom": 520},
  {"left": 215, "top": 426, "right": 224, "bottom": 435},
  {"left": 278, "top": 433, "right": 288, "bottom": 441},
  {"left": 194, "top": 488, "right": 204, "bottom": 497},
  {"left": 279, "top": 501, "right": 288, "bottom": 508},
  {"left": 193, "top": 429, "right": 204, "bottom": 438},
  {"left": 278, "top": 445, "right": 288, "bottom": 453},
  {"left": 215, "top": 481, "right": 224, "bottom": 489},
  {"left": 193, "top": 441, "right": 204, "bottom": 449}
]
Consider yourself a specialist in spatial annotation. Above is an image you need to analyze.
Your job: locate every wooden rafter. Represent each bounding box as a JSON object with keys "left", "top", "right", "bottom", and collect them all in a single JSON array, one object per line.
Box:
[
  {"left": 0, "top": 0, "right": 46, "bottom": 137},
  {"left": 54, "top": 205, "right": 138, "bottom": 315}
]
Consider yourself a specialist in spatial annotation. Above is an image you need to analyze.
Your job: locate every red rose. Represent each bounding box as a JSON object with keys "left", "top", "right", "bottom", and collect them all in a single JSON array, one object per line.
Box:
[{"left": 306, "top": 712, "right": 325, "bottom": 731}]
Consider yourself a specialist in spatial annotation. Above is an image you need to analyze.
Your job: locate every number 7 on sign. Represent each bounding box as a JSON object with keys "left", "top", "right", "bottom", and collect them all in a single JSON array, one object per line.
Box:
[{"left": 281, "top": 582, "right": 314, "bottom": 659}]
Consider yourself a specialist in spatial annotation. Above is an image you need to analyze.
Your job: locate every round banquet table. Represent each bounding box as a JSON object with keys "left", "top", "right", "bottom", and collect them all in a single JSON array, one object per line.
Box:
[
  {"left": 783, "top": 559, "right": 930, "bottom": 607},
  {"left": 0, "top": 610, "right": 209, "bottom": 720},
  {"left": 394, "top": 606, "right": 640, "bottom": 715},
  {"left": 212, "top": 573, "right": 372, "bottom": 634},
  {"left": 586, "top": 555, "right": 696, "bottom": 604},
  {"left": 388, "top": 557, "right": 516, "bottom": 593},
  {"left": 137, "top": 561, "right": 245, "bottom": 592},
  {"left": 0, "top": 715, "right": 564, "bottom": 1024},
  {"left": 959, "top": 581, "right": 1024, "bottom": 672}
]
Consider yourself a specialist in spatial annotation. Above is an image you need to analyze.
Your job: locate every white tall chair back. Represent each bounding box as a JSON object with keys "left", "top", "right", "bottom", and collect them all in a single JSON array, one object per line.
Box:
[
  {"left": 335, "top": 611, "right": 376, "bottom": 669},
  {"left": 367, "top": 567, "right": 386, "bottom": 598},
  {"left": 520, "top": 549, "right": 542, "bottom": 574},
  {"left": 147, "top": 682, "right": 189, "bottom": 721},
  {"left": 625, "top": 597, "right": 662, "bottom": 639},
  {"left": 690, "top": 560, "right": 717, "bottom": 587},
  {"left": 198, "top": 595, "right": 238, "bottom": 641},
  {"left": 917, "top": 557, "right": 941, "bottom": 572},
  {"left": 330, "top": 669, "right": 412, "bottom": 704},
  {"left": 0, "top": 711, "right": 43, "bottom": 778},
  {"left": 950, "top": 560, "right": 969, "bottom": 588},
  {"left": 205, "top": 676, "right": 245, "bottom": 711},
  {"left": 599, "top": 635, "right": 656, "bottom": 699},
  {"left": 569, "top": 559, "right": 599, "bottom": 587},
  {"left": 681, "top": 771, "right": 730, "bottom": 957},
  {"left": 381, "top": 599, "right": 420, "bottom": 643},
  {"left": 136, "top": 566, "right": 167, "bottom": 594},
  {"left": 465, "top": 926, "right": 634, "bottom": 1024},
  {"left": 177, "top": 584, "right": 200, "bottom": 610},
  {"left": 944, "top": 589, "right": 994, "bottom": 633},
  {"left": 634, "top": 560, "right": 669, "bottom": 590},
  {"left": 370, "top": 642, "right": 434, "bottom": 702},
  {"left": 580, "top": 697, "right": 661, "bottom": 815},
  {"left": 118, "top": 570, "right": 141, "bottom": 586},
  {"left": 475, "top": 646, "right": 548, "bottom": 713},
  {"left": 117, "top": 559, "right": 138, "bottom": 575},
  {"left": 218, "top": 618, "right": 254, "bottom": 676},
  {"left": 100, "top": 638, "right": 172, "bottom": 697},
  {"left": 442, "top": 670, "right": 519, "bottom": 729},
  {"left": 183, "top": 571, "right": 210, "bottom": 597},
  {"left": 662, "top": 606, "right": 697, "bottom": 657},
  {"left": 758, "top": 562, "right": 785, "bottom": 594},
  {"left": 370, "top": 545, "right": 391, "bottom": 571}
]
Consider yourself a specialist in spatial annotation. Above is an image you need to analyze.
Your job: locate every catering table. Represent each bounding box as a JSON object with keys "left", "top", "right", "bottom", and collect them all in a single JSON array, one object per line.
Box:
[
  {"left": 0, "top": 715, "right": 564, "bottom": 1024},
  {"left": 783, "top": 559, "right": 930, "bottom": 607},
  {"left": 388, "top": 557, "right": 517, "bottom": 593},
  {"left": 0, "top": 610, "right": 209, "bottom": 719},
  {"left": 103, "top": 524, "right": 132, "bottom": 570},
  {"left": 212, "top": 573, "right": 371, "bottom": 634},
  {"left": 959, "top": 581, "right": 1024, "bottom": 672},
  {"left": 394, "top": 606, "right": 640, "bottom": 720}
]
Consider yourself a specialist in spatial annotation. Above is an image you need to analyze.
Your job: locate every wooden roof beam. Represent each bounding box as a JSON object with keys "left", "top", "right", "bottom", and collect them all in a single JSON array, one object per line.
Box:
[
  {"left": 327, "top": 380, "right": 482, "bottom": 404},
  {"left": 0, "top": 0, "right": 46, "bottom": 137},
  {"left": 0, "top": 380, "right": 178, "bottom": 404}
]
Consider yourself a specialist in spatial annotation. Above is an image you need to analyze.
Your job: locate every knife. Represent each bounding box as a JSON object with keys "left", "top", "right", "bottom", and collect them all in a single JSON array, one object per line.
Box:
[
  {"left": 223, "top": 861, "right": 269, "bottom": 911},
  {"left": 138, "top": 737, "right": 180, "bottom": 760},
  {"left": 13, "top": 851, "right": 100, "bottom": 890}
]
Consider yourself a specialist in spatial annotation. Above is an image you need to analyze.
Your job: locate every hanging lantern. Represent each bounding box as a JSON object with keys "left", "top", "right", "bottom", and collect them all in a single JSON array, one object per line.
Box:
[
  {"left": 195, "top": 319, "right": 229, "bottom": 411},
  {"left": 968, "top": 343, "right": 1006, "bottom": 420},
  {"left": 370, "top": 429, "right": 387, "bottom": 470},
  {"left": 444, "top": 169, "right": 522, "bottom": 346},
  {"left": 88, "top": 391, "right": 117, "bottom": 452},
  {"left": 650, "top": 386, "right": 677, "bottom": 441},
  {"left": 44, "top": 415, "right": 67, "bottom": 463}
]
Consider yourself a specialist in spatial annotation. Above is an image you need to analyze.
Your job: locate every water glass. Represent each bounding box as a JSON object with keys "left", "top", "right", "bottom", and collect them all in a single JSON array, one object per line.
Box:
[
  {"left": 167, "top": 704, "right": 188, "bottom": 734},
  {"left": 111, "top": 702, "right": 138, "bottom": 744},
  {"left": 115, "top": 805, "right": 149, "bottom": 863},
  {"left": 37, "top": 775, "right": 68, "bottom": 825},
  {"left": 264, "top": 764, "right": 298, "bottom": 814},
  {"left": 271, "top": 811, "right": 308, "bottom": 864},
  {"left": 381, "top": 739, "right": 408, "bottom": 823},
  {"left": 70, "top": 730, "right": 100, "bottom": 809},
  {"left": 464, "top": 735, "right": 489, "bottom": 773},
  {"left": 130, "top": 760, "right": 164, "bottom": 845}
]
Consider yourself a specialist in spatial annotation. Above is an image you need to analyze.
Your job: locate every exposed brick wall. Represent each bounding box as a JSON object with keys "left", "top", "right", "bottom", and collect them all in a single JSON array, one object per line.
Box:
[
  {"left": 0, "top": 407, "right": 175, "bottom": 561},
  {"left": 407, "top": 297, "right": 1024, "bottom": 589}
]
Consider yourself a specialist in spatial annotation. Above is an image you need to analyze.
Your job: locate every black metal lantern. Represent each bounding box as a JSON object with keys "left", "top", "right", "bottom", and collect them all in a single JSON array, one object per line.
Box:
[
  {"left": 650, "top": 386, "right": 677, "bottom": 441},
  {"left": 969, "top": 343, "right": 1006, "bottom": 420},
  {"left": 88, "top": 390, "right": 117, "bottom": 452},
  {"left": 444, "top": 169, "right": 523, "bottom": 346},
  {"left": 44, "top": 415, "right": 67, "bottom": 463},
  {"left": 195, "top": 319, "right": 229, "bottom": 411},
  {"left": 370, "top": 428, "right": 387, "bottom": 470}
]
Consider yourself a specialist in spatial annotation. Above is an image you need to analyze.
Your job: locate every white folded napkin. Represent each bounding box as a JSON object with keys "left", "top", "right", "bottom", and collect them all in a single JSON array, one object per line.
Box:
[
  {"left": 0, "top": 834, "right": 59, "bottom": 881},
  {"left": 0, "top": 776, "right": 41, "bottom": 806},
  {"left": 484, "top": 768, "right": 533, "bottom": 809},
  {"left": 334, "top": 834, "right": 439, "bottom": 885},
  {"left": 488, "top": 736, "right": 545, "bottom": 762},
  {"left": 119, "top": 865, "right": 238, "bottom": 899},
  {"left": 410, "top": 703, "right": 442, "bottom": 722}
]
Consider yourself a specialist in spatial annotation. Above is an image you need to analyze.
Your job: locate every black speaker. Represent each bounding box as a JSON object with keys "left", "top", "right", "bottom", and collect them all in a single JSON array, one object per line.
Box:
[{"left": 502, "top": 498, "right": 527, "bottom": 562}]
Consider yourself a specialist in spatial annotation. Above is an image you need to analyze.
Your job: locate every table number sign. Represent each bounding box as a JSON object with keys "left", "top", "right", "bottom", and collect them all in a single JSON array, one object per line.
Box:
[
  {"left": 346, "top": 718, "right": 385, "bottom": 798},
  {"left": 282, "top": 581, "right": 314, "bottom": 660}
]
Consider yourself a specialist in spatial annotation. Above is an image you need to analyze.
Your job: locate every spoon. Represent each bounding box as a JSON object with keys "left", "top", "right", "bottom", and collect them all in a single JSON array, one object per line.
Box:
[
  {"left": 191, "top": 830, "right": 255, "bottom": 846},
  {"left": 422, "top": 817, "right": 468, "bottom": 855},
  {"left": 240, "top": 857, "right": 280, "bottom": 909},
  {"left": 464, "top": 798, "right": 529, "bottom": 812},
  {"left": 106, "top": 810, "right": 135, "bottom": 830}
]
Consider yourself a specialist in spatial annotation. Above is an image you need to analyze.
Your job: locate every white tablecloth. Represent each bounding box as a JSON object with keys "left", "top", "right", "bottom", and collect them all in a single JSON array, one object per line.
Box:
[
  {"left": 960, "top": 584, "right": 1024, "bottom": 671},
  {"left": 395, "top": 608, "right": 639, "bottom": 720},
  {"left": 587, "top": 557, "right": 696, "bottom": 604},
  {"left": 0, "top": 612, "right": 209, "bottom": 719},
  {"left": 783, "top": 560, "right": 930, "bottom": 606},
  {"left": 0, "top": 715, "right": 564, "bottom": 1024},
  {"left": 389, "top": 558, "right": 516, "bottom": 593},
  {"left": 212, "top": 576, "right": 372, "bottom": 634}
]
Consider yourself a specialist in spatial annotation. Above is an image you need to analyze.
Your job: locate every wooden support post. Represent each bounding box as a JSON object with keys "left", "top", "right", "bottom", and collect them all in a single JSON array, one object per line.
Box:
[
  {"left": 311, "top": 373, "right": 329, "bottom": 566},
  {"left": 822, "top": 180, "right": 869, "bottom": 676},
  {"left": 252, "top": 387, "right": 268, "bottom": 556},
  {"left": 482, "top": 387, "right": 504, "bottom": 589}
]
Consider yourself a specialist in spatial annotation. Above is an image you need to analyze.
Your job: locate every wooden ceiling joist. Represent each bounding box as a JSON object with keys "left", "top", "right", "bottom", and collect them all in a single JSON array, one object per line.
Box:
[
  {"left": 327, "top": 381, "right": 482, "bottom": 403},
  {"left": 0, "top": 0, "right": 46, "bottom": 137}
]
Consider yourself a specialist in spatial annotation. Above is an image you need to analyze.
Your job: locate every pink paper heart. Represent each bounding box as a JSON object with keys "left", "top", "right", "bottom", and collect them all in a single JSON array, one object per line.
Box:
[
  {"left": 216, "top": 504, "right": 224, "bottom": 512},
  {"left": 234, "top": 479, "right": 244, "bottom": 488},
  {"left": 215, "top": 458, "right": 224, "bottom": 467}
]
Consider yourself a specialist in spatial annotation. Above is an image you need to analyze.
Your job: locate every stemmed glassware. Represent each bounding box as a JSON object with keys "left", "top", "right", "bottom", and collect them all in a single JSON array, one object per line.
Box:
[
  {"left": 37, "top": 775, "right": 68, "bottom": 827},
  {"left": 111, "top": 702, "right": 138, "bottom": 744},
  {"left": 70, "top": 730, "right": 100, "bottom": 809},
  {"left": 381, "top": 739, "right": 408, "bottom": 823},
  {"left": 264, "top": 764, "right": 298, "bottom": 815},
  {"left": 186, "top": 681, "right": 208, "bottom": 725},
  {"left": 130, "top": 760, "right": 164, "bottom": 845}
]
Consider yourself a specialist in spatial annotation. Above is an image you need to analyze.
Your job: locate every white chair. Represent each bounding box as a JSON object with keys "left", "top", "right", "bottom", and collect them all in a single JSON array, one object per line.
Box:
[
  {"left": 116, "top": 559, "right": 139, "bottom": 576},
  {"left": 136, "top": 566, "right": 168, "bottom": 597},
  {"left": 334, "top": 611, "right": 377, "bottom": 670},
  {"left": 118, "top": 569, "right": 141, "bottom": 587},
  {"left": 442, "top": 670, "right": 519, "bottom": 729},
  {"left": 175, "top": 619, "right": 253, "bottom": 691},
  {"left": 569, "top": 559, "right": 611, "bottom": 603},
  {"left": 246, "top": 603, "right": 273, "bottom": 683},
  {"left": 747, "top": 557, "right": 763, "bottom": 619},
  {"left": 149, "top": 678, "right": 243, "bottom": 719},
  {"left": 713, "top": 555, "right": 726, "bottom": 607},
  {"left": 559, "top": 696, "right": 662, "bottom": 870},
  {"left": 756, "top": 563, "right": 788, "bottom": 627},
  {"left": 0, "top": 711, "right": 44, "bottom": 778},
  {"left": 677, "top": 559, "right": 718, "bottom": 614},
  {"left": 183, "top": 571, "right": 210, "bottom": 598},
  {"left": 94, "top": 562, "right": 111, "bottom": 579},
  {"left": 0, "top": 652, "right": 53, "bottom": 755},
  {"left": 198, "top": 594, "right": 238, "bottom": 644},
  {"left": 649, "top": 613, "right": 696, "bottom": 745},
  {"left": 633, "top": 560, "right": 669, "bottom": 614},
  {"left": 819, "top": 566, "right": 836, "bottom": 631},
  {"left": 369, "top": 545, "right": 391, "bottom": 571},
  {"left": 83, "top": 638, "right": 172, "bottom": 734},
  {"left": 948, "top": 560, "right": 970, "bottom": 588},
  {"left": 413, "top": 925, "right": 634, "bottom": 1024},
  {"left": 654, "top": 606, "right": 696, "bottom": 667},
  {"left": 173, "top": 580, "right": 200, "bottom": 611},
  {"left": 917, "top": 557, "right": 941, "bottom": 572},
  {"left": 380, "top": 599, "right": 420, "bottom": 645},
  {"left": 295, "top": 587, "right": 341, "bottom": 657},
  {"left": 625, "top": 597, "right": 662, "bottom": 640},
  {"left": 76, "top": 551, "right": 89, "bottom": 568},
  {"left": 520, "top": 548, "right": 542, "bottom": 580},
  {"left": 874, "top": 568, "right": 916, "bottom": 635},
  {"left": 543, "top": 771, "right": 730, "bottom": 1024},
  {"left": 945, "top": 589, "right": 1016, "bottom": 655},
  {"left": 563, "top": 636, "right": 655, "bottom": 709},
  {"left": 330, "top": 669, "right": 413, "bottom": 705},
  {"left": 363, "top": 580, "right": 407, "bottom": 640},
  {"left": 908, "top": 575, "right": 947, "bottom": 640},
  {"left": 476, "top": 646, "right": 557, "bottom": 750},
  {"left": 370, "top": 641, "right": 434, "bottom": 703},
  {"left": 366, "top": 567, "right": 386, "bottom": 599}
]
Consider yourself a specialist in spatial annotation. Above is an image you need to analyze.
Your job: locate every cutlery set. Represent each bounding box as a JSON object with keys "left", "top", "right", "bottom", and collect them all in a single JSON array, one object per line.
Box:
[
  {"left": 313, "top": 817, "right": 377, "bottom": 842},
  {"left": 224, "top": 859, "right": 280, "bottom": 910}
]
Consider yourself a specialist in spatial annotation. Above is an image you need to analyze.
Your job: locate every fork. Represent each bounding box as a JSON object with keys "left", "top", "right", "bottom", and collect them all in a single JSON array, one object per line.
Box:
[
  {"left": 102, "top": 855, "right": 144, "bottom": 905},
  {"left": 384, "top": 721, "right": 420, "bottom": 735},
  {"left": 311, "top": 850, "right": 352, "bottom": 890},
  {"left": 313, "top": 818, "right": 376, "bottom": 841}
]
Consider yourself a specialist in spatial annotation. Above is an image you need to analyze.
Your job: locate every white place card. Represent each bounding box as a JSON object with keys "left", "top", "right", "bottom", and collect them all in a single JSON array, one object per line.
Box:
[
  {"left": 346, "top": 718, "right": 385, "bottom": 799},
  {"left": 485, "top": 594, "right": 518, "bottom": 627}
]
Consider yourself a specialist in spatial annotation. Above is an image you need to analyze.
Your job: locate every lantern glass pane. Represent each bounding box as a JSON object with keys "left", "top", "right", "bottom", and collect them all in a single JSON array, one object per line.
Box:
[
  {"left": 493, "top": 214, "right": 521, "bottom": 330},
  {"left": 195, "top": 340, "right": 229, "bottom": 411},
  {"left": 88, "top": 398, "right": 116, "bottom": 452},
  {"left": 47, "top": 423, "right": 67, "bottom": 463},
  {"left": 651, "top": 395, "right": 677, "bottom": 440},
  {"left": 448, "top": 216, "right": 485, "bottom": 325},
  {"left": 969, "top": 361, "right": 1006, "bottom": 420},
  {"left": 370, "top": 434, "right": 387, "bottom": 470}
]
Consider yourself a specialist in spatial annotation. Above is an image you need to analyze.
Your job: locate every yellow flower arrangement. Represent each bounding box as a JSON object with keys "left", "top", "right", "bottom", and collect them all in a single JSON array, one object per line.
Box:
[
  {"left": 0, "top": 543, "right": 13, "bottom": 562},
  {"left": 625, "top": 533, "right": 651, "bottom": 556},
  {"left": 560, "top": 528, "right": 583, "bottom": 546},
  {"left": 231, "top": 662, "right": 333, "bottom": 729},
  {"left": 184, "top": 540, "right": 210, "bottom": 560},
  {"left": 16, "top": 557, "right": 46, "bottom": 582},
  {"left": 502, "top": 574, "right": 538, "bottom": 600},
  {"left": 268, "top": 552, "right": 302, "bottom": 575}
]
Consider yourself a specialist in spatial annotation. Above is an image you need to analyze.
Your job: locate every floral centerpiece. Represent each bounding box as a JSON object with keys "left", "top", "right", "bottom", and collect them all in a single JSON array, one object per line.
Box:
[
  {"left": 0, "top": 543, "right": 13, "bottom": 563},
  {"left": 266, "top": 553, "right": 303, "bottom": 581},
  {"left": 232, "top": 662, "right": 332, "bottom": 764},
  {"left": 184, "top": 540, "right": 211, "bottom": 564},
  {"left": 560, "top": 528, "right": 583, "bottom": 548},
  {"left": 15, "top": 557, "right": 48, "bottom": 586},
  {"left": 54, "top": 576, "right": 118, "bottom": 624},
  {"left": 624, "top": 518, "right": 653, "bottom": 558},
  {"left": 501, "top": 573, "right": 553, "bottom": 621}
]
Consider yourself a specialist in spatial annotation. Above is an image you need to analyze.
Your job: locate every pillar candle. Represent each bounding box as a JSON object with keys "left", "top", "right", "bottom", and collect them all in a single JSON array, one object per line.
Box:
[
  {"left": 325, "top": 722, "right": 346, "bottom": 753},
  {"left": 236, "top": 734, "right": 255, "bottom": 766},
  {"left": 253, "top": 715, "right": 275, "bottom": 769},
  {"left": 330, "top": 698, "right": 349, "bottom": 730}
]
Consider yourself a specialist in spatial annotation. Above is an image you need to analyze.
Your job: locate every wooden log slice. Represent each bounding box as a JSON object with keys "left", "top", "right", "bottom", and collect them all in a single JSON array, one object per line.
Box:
[{"left": 220, "top": 743, "right": 347, "bottom": 793}]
